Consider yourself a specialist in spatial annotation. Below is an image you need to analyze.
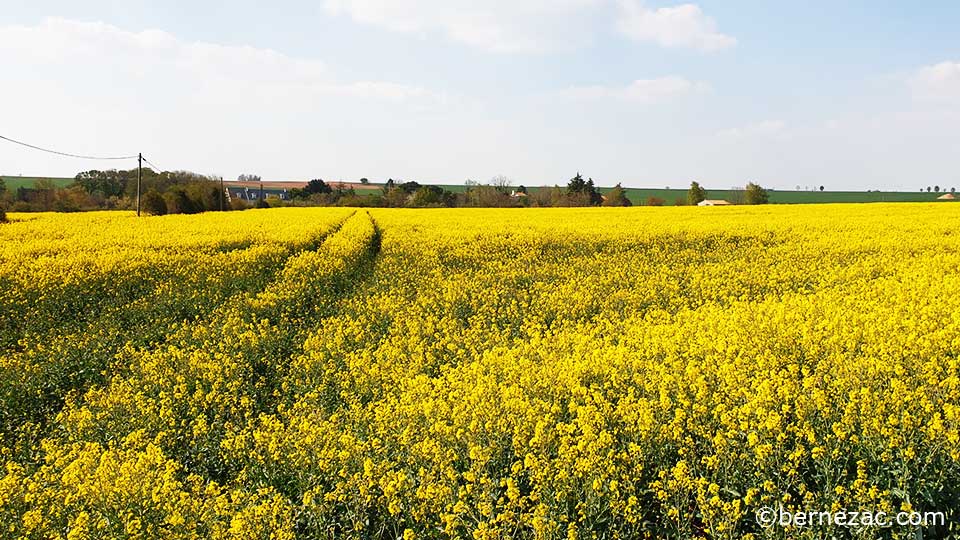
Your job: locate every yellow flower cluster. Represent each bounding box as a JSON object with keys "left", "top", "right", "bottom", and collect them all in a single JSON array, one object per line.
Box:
[{"left": 2, "top": 204, "right": 959, "bottom": 539}]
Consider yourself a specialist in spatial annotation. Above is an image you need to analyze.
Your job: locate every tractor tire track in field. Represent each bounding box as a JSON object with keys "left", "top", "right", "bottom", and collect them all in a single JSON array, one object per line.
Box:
[
  {"left": 240, "top": 211, "right": 383, "bottom": 420},
  {"left": 33, "top": 211, "right": 382, "bottom": 486},
  {"left": 0, "top": 213, "right": 354, "bottom": 462}
]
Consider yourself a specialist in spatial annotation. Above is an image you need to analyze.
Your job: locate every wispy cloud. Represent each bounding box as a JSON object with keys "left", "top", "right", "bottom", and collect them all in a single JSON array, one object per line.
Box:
[
  {"left": 716, "top": 120, "right": 785, "bottom": 139},
  {"left": 562, "top": 76, "right": 709, "bottom": 103},
  {"left": 616, "top": 0, "right": 736, "bottom": 52},
  {"left": 322, "top": 0, "right": 602, "bottom": 53},
  {"left": 909, "top": 61, "right": 960, "bottom": 104},
  {"left": 322, "top": 0, "right": 734, "bottom": 53},
  {"left": 0, "top": 17, "right": 442, "bottom": 104}
]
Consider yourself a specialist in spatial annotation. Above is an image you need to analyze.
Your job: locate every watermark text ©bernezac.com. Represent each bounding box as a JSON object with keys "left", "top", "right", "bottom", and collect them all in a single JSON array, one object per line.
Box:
[{"left": 755, "top": 505, "right": 946, "bottom": 529}]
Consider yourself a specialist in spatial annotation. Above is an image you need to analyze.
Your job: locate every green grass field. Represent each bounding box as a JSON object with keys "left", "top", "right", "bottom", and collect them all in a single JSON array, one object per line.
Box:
[
  {"left": 432, "top": 184, "right": 949, "bottom": 205},
  {"left": 604, "top": 187, "right": 948, "bottom": 205},
  {"left": 0, "top": 176, "right": 74, "bottom": 191}
]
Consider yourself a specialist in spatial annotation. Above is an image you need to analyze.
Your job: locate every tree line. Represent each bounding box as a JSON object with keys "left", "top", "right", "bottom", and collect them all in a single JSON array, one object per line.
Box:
[
  {"left": 0, "top": 169, "right": 231, "bottom": 214},
  {"left": 0, "top": 169, "right": 772, "bottom": 218},
  {"left": 281, "top": 174, "right": 770, "bottom": 209}
]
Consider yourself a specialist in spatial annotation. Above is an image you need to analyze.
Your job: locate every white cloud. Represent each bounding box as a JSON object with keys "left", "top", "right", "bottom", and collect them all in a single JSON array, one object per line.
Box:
[
  {"left": 616, "top": 0, "right": 735, "bottom": 52},
  {"left": 909, "top": 61, "right": 960, "bottom": 103},
  {"left": 0, "top": 18, "right": 438, "bottom": 103},
  {"left": 0, "top": 18, "right": 455, "bottom": 179},
  {"left": 562, "top": 76, "right": 708, "bottom": 103},
  {"left": 322, "top": 0, "right": 603, "bottom": 53},
  {"left": 717, "top": 120, "right": 785, "bottom": 139},
  {"left": 322, "top": 0, "right": 735, "bottom": 53}
]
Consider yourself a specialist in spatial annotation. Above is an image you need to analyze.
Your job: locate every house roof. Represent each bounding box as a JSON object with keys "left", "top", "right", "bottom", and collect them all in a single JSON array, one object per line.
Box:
[{"left": 698, "top": 199, "right": 732, "bottom": 206}]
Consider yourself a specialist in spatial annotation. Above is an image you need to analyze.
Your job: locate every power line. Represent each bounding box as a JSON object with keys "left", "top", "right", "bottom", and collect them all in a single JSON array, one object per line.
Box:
[
  {"left": 0, "top": 133, "right": 137, "bottom": 161},
  {"left": 141, "top": 155, "right": 164, "bottom": 172}
]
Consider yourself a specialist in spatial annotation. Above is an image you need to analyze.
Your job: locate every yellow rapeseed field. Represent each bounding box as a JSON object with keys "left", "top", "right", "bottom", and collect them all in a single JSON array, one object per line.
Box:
[{"left": 1, "top": 204, "right": 959, "bottom": 539}]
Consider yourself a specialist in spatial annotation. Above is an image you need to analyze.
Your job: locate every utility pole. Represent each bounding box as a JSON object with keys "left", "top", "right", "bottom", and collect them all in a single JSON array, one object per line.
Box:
[{"left": 137, "top": 152, "right": 142, "bottom": 217}]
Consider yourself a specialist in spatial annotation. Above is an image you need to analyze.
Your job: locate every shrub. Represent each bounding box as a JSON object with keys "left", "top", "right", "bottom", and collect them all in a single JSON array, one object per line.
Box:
[
  {"left": 141, "top": 189, "right": 167, "bottom": 215},
  {"left": 230, "top": 198, "right": 251, "bottom": 211},
  {"left": 411, "top": 186, "right": 453, "bottom": 207},
  {"left": 383, "top": 188, "right": 411, "bottom": 208},
  {"left": 164, "top": 187, "right": 199, "bottom": 214},
  {"left": 646, "top": 196, "right": 666, "bottom": 206},
  {"left": 602, "top": 183, "right": 632, "bottom": 207},
  {"left": 745, "top": 182, "right": 769, "bottom": 205}
]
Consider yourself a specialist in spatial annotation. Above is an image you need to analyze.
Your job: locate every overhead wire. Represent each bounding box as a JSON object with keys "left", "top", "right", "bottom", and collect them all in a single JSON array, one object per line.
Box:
[
  {"left": 140, "top": 155, "right": 164, "bottom": 172},
  {"left": 0, "top": 134, "right": 137, "bottom": 161}
]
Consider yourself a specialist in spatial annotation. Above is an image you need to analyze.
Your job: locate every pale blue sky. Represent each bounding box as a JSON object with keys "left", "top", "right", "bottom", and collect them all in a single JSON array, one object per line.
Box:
[{"left": 1, "top": 1, "right": 958, "bottom": 190}]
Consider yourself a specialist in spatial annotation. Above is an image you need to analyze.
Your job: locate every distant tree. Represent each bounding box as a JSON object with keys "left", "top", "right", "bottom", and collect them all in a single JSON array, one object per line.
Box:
[
  {"left": 529, "top": 186, "right": 563, "bottom": 207},
  {"left": 141, "top": 189, "right": 167, "bottom": 215},
  {"left": 383, "top": 179, "right": 396, "bottom": 193},
  {"left": 238, "top": 174, "right": 262, "bottom": 182},
  {"left": 516, "top": 185, "right": 528, "bottom": 194},
  {"left": 587, "top": 179, "right": 603, "bottom": 205},
  {"left": 927, "top": 187, "right": 932, "bottom": 192},
  {"left": 51, "top": 185, "right": 94, "bottom": 212},
  {"left": 398, "top": 181, "right": 422, "bottom": 194},
  {"left": 796, "top": 185, "right": 801, "bottom": 191},
  {"left": 360, "top": 178, "right": 369, "bottom": 184},
  {"left": 935, "top": 186, "right": 941, "bottom": 193},
  {"left": 588, "top": 179, "right": 603, "bottom": 205},
  {"left": 819, "top": 185, "right": 825, "bottom": 192},
  {"left": 0, "top": 180, "right": 8, "bottom": 221},
  {"left": 646, "top": 196, "right": 665, "bottom": 207},
  {"left": 687, "top": 181, "right": 707, "bottom": 206},
  {"left": 463, "top": 182, "right": 514, "bottom": 207},
  {"left": 490, "top": 175, "right": 513, "bottom": 193},
  {"left": 952, "top": 187, "right": 956, "bottom": 193},
  {"left": 383, "top": 187, "right": 411, "bottom": 207},
  {"left": 603, "top": 183, "right": 632, "bottom": 206},
  {"left": 728, "top": 187, "right": 746, "bottom": 205},
  {"left": 568, "top": 173, "right": 587, "bottom": 194},
  {"left": 0, "top": 177, "right": 6, "bottom": 222},
  {"left": 674, "top": 197, "right": 687, "bottom": 206},
  {"left": 74, "top": 170, "right": 127, "bottom": 198},
  {"left": 185, "top": 181, "right": 222, "bottom": 212},
  {"left": 411, "top": 186, "right": 439, "bottom": 206},
  {"left": 304, "top": 179, "right": 333, "bottom": 196},
  {"left": 745, "top": 182, "right": 769, "bottom": 205},
  {"left": 164, "top": 187, "right": 198, "bottom": 214},
  {"left": 29, "top": 179, "right": 58, "bottom": 211},
  {"left": 566, "top": 173, "right": 602, "bottom": 205},
  {"left": 411, "top": 185, "right": 455, "bottom": 207}
]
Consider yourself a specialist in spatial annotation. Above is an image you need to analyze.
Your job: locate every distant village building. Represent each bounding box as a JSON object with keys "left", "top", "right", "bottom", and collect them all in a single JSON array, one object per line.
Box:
[
  {"left": 224, "top": 186, "right": 289, "bottom": 202},
  {"left": 698, "top": 199, "right": 732, "bottom": 206},
  {"left": 937, "top": 193, "right": 956, "bottom": 200}
]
